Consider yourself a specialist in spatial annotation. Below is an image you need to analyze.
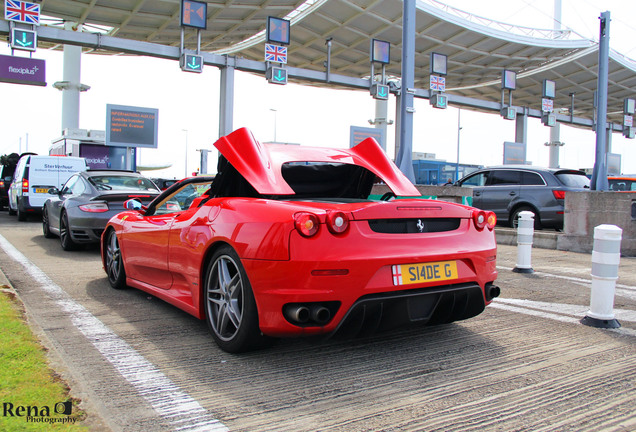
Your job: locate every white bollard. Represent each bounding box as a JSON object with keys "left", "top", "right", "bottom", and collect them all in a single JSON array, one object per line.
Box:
[
  {"left": 513, "top": 211, "right": 534, "bottom": 273},
  {"left": 581, "top": 224, "right": 622, "bottom": 329}
]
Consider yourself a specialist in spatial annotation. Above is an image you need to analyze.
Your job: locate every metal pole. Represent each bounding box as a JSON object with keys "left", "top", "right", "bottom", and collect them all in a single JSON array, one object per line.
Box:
[
  {"left": 395, "top": 0, "right": 416, "bottom": 183},
  {"left": 455, "top": 109, "right": 461, "bottom": 182},
  {"left": 182, "top": 129, "right": 188, "bottom": 178},
  {"left": 548, "top": 122, "right": 561, "bottom": 168},
  {"left": 553, "top": 0, "right": 562, "bottom": 32},
  {"left": 270, "top": 109, "right": 277, "bottom": 142},
  {"left": 591, "top": 12, "right": 610, "bottom": 191},
  {"left": 325, "top": 38, "right": 332, "bottom": 83},
  {"left": 219, "top": 60, "right": 235, "bottom": 137},
  {"left": 61, "top": 22, "right": 82, "bottom": 132}
]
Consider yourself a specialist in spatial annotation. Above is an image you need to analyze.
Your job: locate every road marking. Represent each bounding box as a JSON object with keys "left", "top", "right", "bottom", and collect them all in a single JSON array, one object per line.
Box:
[
  {"left": 491, "top": 297, "right": 636, "bottom": 338},
  {"left": 498, "top": 265, "right": 636, "bottom": 301},
  {"left": 0, "top": 234, "right": 228, "bottom": 432}
]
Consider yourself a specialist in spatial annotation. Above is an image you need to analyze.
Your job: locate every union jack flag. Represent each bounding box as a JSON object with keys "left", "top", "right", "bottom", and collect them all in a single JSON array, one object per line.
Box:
[
  {"left": 541, "top": 98, "right": 554, "bottom": 113},
  {"left": 5, "top": 0, "right": 40, "bottom": 25},
  {"left": 429, "top": 75, "right": 445, "bottom": 91},
  {"left": 265, "top": 44, "right": 287, "bottom": 64}
]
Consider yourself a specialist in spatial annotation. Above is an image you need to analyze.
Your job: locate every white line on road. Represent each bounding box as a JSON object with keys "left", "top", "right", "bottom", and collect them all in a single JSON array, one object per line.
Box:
[
  {"left": 0, "top": 234, "right": 228, "bottom": 432},
  {"left": 491, "top": 297, "right": 636, "bottom": 338},
  {"left": 498, "top": 265, "right": 636, "bottom": 301}
]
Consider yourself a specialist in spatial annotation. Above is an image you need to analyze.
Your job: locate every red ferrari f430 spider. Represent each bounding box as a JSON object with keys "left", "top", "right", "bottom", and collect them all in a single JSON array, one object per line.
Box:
[{"left": 102, "top": 128, "right": 499, "bottom": 352}]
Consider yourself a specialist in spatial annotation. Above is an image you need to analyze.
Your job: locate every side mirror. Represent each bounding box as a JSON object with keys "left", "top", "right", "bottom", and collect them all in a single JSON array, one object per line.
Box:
[
  {"left": 124, "top": 198, "right": 143, "bottom": 211},
  {"left": 48, "top": 187, "right": 60, "bottom": 195}
]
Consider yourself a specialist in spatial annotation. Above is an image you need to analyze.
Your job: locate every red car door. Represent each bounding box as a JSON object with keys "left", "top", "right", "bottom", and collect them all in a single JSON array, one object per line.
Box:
[{"left": 121, "top": 211, "right": 174, "bottom": 290}]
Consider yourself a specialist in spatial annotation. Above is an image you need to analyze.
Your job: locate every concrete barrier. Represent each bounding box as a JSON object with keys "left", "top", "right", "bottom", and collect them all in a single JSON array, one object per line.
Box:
[{"left": 558, "top": 191, "right": 635, "bottom": 256}]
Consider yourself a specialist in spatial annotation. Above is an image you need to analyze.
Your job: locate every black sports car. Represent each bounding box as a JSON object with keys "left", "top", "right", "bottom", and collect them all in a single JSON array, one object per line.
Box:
[{"left": 43, "top": 170, "right": 160, "bottom": 250}]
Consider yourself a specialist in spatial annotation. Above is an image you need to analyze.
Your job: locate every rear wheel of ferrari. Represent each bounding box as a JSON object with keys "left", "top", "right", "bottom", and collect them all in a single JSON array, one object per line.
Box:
[
  {"left": 42, "top": 207, "right": 55, "bottom": 239},
  {"left": 204, "top": 246, "right": 265, "bottom": 353},
  {"left": 60, "top": 212, "right": 78, "bottom": 251},
  {"left": 105, "top": 229, "right": 127, "bottom": 289}
]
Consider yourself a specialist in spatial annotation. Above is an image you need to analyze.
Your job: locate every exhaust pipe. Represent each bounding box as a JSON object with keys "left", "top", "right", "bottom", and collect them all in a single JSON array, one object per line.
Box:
[
  {"left": 283, "top": 305, "right": 310, "bottom": 324},
  {"left": 486, "top": 284, "right": 501, "bottom": 301},
  {"left": 310, "top": 306, "right": 331, "bottom": 325}
]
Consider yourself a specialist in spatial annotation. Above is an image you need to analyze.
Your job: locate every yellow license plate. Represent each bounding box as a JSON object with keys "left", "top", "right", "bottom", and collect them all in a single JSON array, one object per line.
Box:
[
  {"left": 34, "top": 188, "right": 49, "bottom": 193},
  {"left": 391, "top": 260, "right": 458, "bottom": 286}
]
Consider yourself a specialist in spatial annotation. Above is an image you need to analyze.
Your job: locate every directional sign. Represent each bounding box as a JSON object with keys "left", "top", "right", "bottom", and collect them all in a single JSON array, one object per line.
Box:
[
  {"left": 267, "top": 16, "right": 290, "bottom": 45},
  {"left": 430, "top": 93, "right": 447, "bottom": 109},
  {"left": 371, "top": 83, "right": 389, "bottom": 100},
  {"left": 181, "top": 0, "right": 207, "bottom": 29},
  {"left": 266, "top": 66, "right": 287, "bottom": 85},
  {"left": 180, "top": 53, "right": 203, "bottom": 73},
  {"left": 4, "top": 0, "right": 40, "bottom": 25},
  {"left": 265, "top": 44, "right": 287, "bottom": 64},
  {"left": 10, "top": 28, "right": 37, "bottom": 52}
]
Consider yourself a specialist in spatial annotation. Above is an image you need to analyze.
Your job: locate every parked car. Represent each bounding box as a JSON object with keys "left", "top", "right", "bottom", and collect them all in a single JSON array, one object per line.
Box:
[
  {"left": 608, "top": 176, "right": 636, "bottom": 192},
  {"left": 0, "top": 164, "right": 15, "bottom": 210},
  {"left": 101, "top": 128, "right": 499, "bottom": 353},
  {"left": 151, "top": 177, "right": 180, "bottom": 191},
  {"left": 43, "top": 170, "right": 160, "bottom": 250},
  {"left": 456, "top": 165, "right": 590, "bottom": 229},
  {"left": 8, "top": 154, "right": 88, "bottom": 221}
]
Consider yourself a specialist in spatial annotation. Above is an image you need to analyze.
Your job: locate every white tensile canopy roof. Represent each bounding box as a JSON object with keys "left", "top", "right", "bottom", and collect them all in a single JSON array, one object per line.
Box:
[{"left": 7, "top": 0, "right": 636, "bottom": 123}]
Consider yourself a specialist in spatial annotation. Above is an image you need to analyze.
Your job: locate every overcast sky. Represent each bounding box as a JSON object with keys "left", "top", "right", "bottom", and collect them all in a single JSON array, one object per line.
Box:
[{"left": 1, "top": 0, "right": 635, "bottom": 178}]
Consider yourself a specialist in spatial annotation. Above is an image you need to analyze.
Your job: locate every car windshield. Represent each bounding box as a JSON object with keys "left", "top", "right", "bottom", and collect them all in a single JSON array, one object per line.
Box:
[
  {"left": 555, "top": 173, "right": 590, "bottom": 188},
  {"left": 608, "top": 178, "right": 636, "bottom": 191},
  {"left": 89, "top": 175, "right": 158, "bottom": 191}
]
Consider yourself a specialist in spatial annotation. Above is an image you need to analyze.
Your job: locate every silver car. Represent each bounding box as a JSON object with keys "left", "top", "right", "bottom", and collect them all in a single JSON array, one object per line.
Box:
[
  {"left": 43, "top": 170, "right": 160, "bottom": 250},
  {"left": 457, "top": 166, "right": 590, "bottom": 229}
]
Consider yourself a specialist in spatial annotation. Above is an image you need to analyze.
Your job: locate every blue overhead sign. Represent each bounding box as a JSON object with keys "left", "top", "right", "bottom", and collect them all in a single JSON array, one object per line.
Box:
[
  {"left": 181, "top": 0, "right": 207, "bottom": 29},
  {"left": 267, "top": 16, "right": 290, "bottom": 45}
]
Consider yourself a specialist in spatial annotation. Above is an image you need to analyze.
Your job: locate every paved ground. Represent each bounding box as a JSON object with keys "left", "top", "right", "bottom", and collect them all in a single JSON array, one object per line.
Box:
[{"left": 0, "top": 212, "right": 635, "bottom": 431}]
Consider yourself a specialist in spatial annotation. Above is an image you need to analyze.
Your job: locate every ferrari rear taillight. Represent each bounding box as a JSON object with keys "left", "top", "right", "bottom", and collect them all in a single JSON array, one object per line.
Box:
[
  {"left": 79, "top": 203, "right": 109, "bottom": 213},
  {"left": 326, "top": 210, "right": 349, "bottom": 234},
  {"left": 294, "top": 212, "right": 320, "bottom": 237},
  {"left": 552, "top": 190, "right": 566, "bottom": 199},
  {"left": 472, "top": 209, "right": 496, "bottom": 231},
  {"left": 22, "top": 179, "right": 29, "bottom": 193}
]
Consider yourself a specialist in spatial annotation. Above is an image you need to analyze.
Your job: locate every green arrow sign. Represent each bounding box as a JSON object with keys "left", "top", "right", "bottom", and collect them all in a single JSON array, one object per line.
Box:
[
  {"left": 11, "top": 29, "right": 37, "bottom": 52},
  {"left": 267, "top": 66, "right": 287, "bottom": 85}
]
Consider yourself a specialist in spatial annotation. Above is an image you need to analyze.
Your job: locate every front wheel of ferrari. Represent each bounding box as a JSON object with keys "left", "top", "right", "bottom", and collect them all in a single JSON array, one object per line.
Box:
[
  {"left": 204, "top": 246, "right": 266, "bottom": 353},
  {"left": 105, "top": 229, "right": 127, "bottom": 289}
]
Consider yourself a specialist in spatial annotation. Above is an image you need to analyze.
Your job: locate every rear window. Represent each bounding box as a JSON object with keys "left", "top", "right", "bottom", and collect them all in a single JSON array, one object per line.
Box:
[
  {"left": 88, "top": 175, "right": 159, "bottom": 192},
  {"left": 555, "top": 172, "right": 590, "bottom": 188},
  {"left": 609, "top": 179, "right": 636, "bottom": 191}
]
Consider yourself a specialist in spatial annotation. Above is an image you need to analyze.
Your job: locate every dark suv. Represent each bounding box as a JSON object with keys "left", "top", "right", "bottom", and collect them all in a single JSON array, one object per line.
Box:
[
  {"left": 457, "top": 166, "right": 590, "bottom": 229},
  {"left": 0, "top": 164, "right": 16, "bottom": 210}
]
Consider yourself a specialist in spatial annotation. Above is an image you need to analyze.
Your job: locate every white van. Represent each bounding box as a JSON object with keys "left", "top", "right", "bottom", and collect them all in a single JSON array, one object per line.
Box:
[{"left": 8, "top": 155, "right": 88, "bottom": 221}]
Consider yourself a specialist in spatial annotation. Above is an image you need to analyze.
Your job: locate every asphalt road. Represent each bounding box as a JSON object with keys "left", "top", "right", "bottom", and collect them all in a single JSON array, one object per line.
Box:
[{"left": 1, "top": 211, "right": 635, "bottom": 432}]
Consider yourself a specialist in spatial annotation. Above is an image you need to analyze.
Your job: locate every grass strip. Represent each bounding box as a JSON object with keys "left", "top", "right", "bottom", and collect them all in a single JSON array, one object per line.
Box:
[{"left": 0, "top": 288, "right": 87, "bottom": 431}]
